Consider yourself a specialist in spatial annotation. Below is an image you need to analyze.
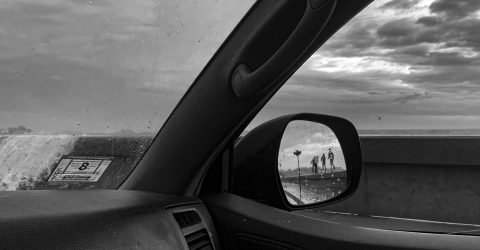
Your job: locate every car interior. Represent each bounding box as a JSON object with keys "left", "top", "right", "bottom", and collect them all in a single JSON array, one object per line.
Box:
[{"left": 1, "top": 0, "right": 480, "bottom": 249}]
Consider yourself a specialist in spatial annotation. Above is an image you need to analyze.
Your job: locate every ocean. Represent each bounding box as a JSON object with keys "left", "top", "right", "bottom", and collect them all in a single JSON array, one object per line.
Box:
[{"left": 358, "top": 129, "right": 480, "bottom": 136}]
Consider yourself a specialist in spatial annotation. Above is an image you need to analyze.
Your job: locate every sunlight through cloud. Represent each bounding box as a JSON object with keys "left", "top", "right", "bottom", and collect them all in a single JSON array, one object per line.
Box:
[{"left": 309, "top": 55, "right": 412, "bottom": 74}]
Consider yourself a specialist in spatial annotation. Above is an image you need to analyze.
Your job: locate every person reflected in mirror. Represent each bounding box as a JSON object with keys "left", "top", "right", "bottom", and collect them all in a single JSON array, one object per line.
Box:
[
  {"left": 310, "top": 156, "right": 314, "bottom": 173},
  {"left": 310, "top": 155, "right": 319, "bottom": 174},
  {"left": 328, "top": 148, "right": 335, "bottom": 172},
  {"left": 320, "top": 153, "right": 326, "bottom": 173}
]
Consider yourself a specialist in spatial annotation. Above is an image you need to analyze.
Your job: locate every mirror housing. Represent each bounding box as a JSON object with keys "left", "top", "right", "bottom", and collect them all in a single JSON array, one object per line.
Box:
[{"left": 232, "top": 113, "right": 362, "bottom": 211}]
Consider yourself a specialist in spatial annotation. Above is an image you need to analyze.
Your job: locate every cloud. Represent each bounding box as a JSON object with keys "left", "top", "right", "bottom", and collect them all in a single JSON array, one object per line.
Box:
[
  {"left": 392, "top": 92, "right": 433, "bottom": 103},
  {"left": 429, "top": 0, "right": 480, "bottom": 20},
  {"left": 389, "top": 44, "right": 429, "bottom": 56},
  {"left": 310, "top": 55, "right": 412, "bottom": 74},
  {"left": 416, "top": 16, "right": 441, "bottom": 26},
  {"left": 381, "top": 0, "right": 420, "bottom": 11},
  {"left": 376, "top": 18, "right": 439, "bottom": 47}
]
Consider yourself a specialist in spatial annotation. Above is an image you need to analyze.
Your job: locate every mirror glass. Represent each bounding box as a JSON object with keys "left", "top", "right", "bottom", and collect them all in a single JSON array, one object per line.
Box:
[{"left": 278, "top": 120, "right": 347, "bottom": 205}]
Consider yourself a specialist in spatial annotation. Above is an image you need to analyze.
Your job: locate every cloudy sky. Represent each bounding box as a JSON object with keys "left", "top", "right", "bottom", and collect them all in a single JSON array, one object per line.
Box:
[
  {"left": 0, "top": 0, "right": 254, "bottom": 133},
  {"left": 1, "top": 0, "right": 480, "bottom": 134},
  {"left": 254, "top": 0, "right": 480, "bottom": 130}
]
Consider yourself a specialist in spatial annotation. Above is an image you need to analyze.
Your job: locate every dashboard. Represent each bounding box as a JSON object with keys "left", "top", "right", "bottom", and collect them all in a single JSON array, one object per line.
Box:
[{"left": 0, "top": 190, "right": 219, "bottom": 249}]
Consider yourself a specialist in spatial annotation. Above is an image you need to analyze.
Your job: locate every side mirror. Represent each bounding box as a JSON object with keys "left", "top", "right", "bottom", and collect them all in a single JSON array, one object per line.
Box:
[{"left": 232, "top": 113, "right": 361, "bottom": 210}]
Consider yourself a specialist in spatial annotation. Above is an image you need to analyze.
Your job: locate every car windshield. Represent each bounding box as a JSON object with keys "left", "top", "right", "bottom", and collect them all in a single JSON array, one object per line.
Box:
[{"left": 0, "top": 0, "right": 255, "bottom": 190}]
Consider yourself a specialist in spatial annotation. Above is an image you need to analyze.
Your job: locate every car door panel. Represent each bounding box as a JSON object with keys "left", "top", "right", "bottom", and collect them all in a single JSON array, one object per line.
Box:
[{"left": 202, "top": 193, "right": 480, "bottom": 250}]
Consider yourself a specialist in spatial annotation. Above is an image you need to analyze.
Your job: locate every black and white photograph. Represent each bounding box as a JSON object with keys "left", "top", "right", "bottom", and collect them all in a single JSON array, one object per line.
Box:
[{"left": 0, "top": 0, "right": 479, "bottom": 249}]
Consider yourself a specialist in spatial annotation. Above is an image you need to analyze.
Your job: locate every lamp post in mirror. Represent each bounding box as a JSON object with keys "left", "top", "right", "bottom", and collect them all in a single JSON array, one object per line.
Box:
[{"left": 293, "top": 149, "right": 302, "bottom": 200}]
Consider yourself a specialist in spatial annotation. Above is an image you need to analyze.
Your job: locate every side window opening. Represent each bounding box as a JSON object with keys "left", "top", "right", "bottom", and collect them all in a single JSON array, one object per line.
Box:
[{"left": 241, "top": 0, "right": 480, "bottom": 228}]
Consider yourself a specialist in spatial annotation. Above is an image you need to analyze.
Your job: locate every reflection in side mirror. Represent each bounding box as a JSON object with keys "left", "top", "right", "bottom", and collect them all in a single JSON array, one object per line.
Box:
[{"left": 278, "top": 120, "right": 347, "bottom": 206}]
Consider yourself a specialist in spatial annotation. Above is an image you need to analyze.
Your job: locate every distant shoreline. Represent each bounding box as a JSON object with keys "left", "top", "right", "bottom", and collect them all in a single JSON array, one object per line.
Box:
[
  {"left": 359, "top": 129, "right": 480, "bottom": 137},
  {"left": 359, "top": 134, "right": 480, "bottom": 137},
  {"left": 0, "top": 134, "right": 155, "bottom": 137},
  {"left": 3, "top": 129, "right": 480, "bottom": 137}
]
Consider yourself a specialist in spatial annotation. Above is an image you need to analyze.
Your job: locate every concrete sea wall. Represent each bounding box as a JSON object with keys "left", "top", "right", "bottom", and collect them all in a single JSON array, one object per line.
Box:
[
  {"left": 321, "top": 136, "right": 480, "bottom": 224},
  {"left": 1, "top": 135, "right": 479, "bottom": 224},
  {"left": 0, "top": 135, "right": 152, "bottom": 190}
]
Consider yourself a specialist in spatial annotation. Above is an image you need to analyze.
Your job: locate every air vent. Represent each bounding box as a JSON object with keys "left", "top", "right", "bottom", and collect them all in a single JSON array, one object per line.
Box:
[
  {"left": 185, "top": 229, "right": 213, "bottom": 250},
  {"left": 173, "top": 210, "right": 202, "bottom": 228},
  {"left": 173, "top": 210, "right": 213, "bottom": 250}
]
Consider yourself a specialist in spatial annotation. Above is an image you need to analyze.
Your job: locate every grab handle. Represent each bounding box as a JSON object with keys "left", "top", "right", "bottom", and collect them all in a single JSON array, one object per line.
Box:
[{"left": 231, "top": 0, "right": 336, "bottom": 98}]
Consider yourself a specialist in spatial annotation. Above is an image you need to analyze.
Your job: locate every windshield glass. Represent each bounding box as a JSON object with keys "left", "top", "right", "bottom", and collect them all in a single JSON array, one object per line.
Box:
[{"left": 0, "top": 0, "right": 255, "bottom": 190}]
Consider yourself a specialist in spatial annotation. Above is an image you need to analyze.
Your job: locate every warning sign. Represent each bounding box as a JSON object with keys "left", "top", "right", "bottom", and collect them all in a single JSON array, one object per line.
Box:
[{"left": 48, "top": 157, "right": 113, "bottom": 182}]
